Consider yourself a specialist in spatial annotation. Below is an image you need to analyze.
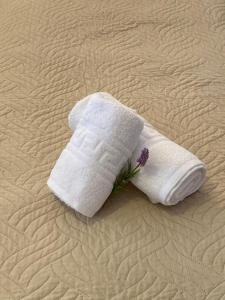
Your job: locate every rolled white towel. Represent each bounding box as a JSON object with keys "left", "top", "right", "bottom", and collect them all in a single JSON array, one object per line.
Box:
[
  {"left": 68, "top": 92, "right": 206, "bottom": 206},
  {"left": 48, "top": 95, "right": 144, "bottom": 217}
]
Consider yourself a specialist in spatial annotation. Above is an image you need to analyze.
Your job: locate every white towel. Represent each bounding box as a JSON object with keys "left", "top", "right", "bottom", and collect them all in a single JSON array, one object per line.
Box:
[
  {"left": 68, "top": 92, "right": 206, "bottom": 206},
  {"left": 48, "top": 95, "right": 144, "bottom": 217}
]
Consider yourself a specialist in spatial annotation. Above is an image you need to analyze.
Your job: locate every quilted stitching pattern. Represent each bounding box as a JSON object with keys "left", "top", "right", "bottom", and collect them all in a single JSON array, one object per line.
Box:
[{"left": 0, "top": 0, "right": 225, "bottom": 299}]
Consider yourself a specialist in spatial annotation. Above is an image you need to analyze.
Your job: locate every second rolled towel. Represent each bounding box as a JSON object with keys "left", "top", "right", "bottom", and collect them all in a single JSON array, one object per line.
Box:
[
  {"left": 48, "top": 95, "right": 143, "bottom": 217},
  {"left": 68, "top": 92, "right": 206, "bottom": 206}
]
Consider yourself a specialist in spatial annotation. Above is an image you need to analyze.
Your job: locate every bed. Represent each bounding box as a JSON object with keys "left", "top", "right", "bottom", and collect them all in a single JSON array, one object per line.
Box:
[{"left": 0, "top": 0, "right": 225, "bottom": 299}]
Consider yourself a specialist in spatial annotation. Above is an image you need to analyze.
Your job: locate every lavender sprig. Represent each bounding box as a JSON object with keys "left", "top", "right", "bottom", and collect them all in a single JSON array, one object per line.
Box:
[
  {"left": 112, "top": 148, "right": 149, "bottom": 194},
  {"left": 137, "top": 148, "right": 149, "bottom": 167}
]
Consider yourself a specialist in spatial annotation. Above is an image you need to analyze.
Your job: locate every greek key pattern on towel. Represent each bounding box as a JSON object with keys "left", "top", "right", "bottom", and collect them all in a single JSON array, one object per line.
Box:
[{"left": 69, "top": 126, "right": 128, "bottom": 177}]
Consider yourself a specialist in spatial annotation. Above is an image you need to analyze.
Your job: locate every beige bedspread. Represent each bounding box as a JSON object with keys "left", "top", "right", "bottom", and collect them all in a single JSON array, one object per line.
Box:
[{"left": 0, "top": 0, "right": 225, "bottom": 299}]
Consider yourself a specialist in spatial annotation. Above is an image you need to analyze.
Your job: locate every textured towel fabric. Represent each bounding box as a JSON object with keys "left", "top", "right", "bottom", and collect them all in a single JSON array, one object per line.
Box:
[
  {"left": 69, "top": 93, "right": 206, "bottom": 206},
  {"left": 48, "top": 95, "right": 144, "bottom": 217}
]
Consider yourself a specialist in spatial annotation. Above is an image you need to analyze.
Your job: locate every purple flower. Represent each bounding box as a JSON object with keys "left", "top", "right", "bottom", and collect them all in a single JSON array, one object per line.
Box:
[
  {"left": 112, "top": 147, "right": 149, "bottom": 193},
  {"left": 137, "top": 148, "right": 149, "bottom": 167}
]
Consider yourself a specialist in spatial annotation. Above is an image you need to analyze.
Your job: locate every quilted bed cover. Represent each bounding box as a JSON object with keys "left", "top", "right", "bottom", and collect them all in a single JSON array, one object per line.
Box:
[{"left": 0, "top": 0, "right": 225, "bottom": 299}]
